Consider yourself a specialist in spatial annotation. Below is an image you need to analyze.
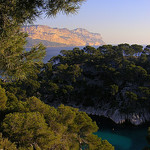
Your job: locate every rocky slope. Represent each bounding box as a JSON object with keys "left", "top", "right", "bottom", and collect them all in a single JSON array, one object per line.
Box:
[
  {"left": 21, "top": 25, "right": 105, "bottom": 47},
  {"left": 50, "top": 100, "right": 150, "bottom": 125},
  {"left": 80, "top": 106, "right": 150, "bottom": 125}
]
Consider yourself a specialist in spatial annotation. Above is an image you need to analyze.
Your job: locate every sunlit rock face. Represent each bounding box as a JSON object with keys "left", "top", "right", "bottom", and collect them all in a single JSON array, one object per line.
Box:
[{"left": 21, "top": 25, "right": 105, "bottom": 47}]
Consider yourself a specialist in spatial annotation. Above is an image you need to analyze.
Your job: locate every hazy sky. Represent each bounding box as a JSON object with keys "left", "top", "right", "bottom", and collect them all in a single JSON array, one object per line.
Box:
[{"left": 34, "top": 0, "right": 150, "bottom": 45}]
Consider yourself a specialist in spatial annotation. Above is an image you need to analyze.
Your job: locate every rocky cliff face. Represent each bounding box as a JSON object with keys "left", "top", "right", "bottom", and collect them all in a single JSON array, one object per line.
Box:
[
  {"left": 21, "top": 25, "right": 105, "bottom": 47},
  {"left": 50, "top": 99, "right": 150, "bottom": 125}
]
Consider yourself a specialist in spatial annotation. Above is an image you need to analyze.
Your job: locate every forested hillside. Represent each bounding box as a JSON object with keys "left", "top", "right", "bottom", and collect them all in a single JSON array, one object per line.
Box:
[
  {"left": 1, "top": 41, "right": 150, "bottom": 149},
  {"left": 40, "top": 44, "right": 150, "bottom": 125},
  {"left": 3, "top": 44, "right": 150, "bottom": 125}
]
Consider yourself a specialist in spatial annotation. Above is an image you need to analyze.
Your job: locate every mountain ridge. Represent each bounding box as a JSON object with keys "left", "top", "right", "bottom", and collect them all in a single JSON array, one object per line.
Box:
[{"left": 21, "top": 25, "right": 105, "bottom": 47}]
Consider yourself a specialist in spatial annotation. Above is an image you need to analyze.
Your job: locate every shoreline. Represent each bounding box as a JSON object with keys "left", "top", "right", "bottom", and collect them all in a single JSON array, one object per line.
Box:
[
  {"left": 47, "top": 100, "right": 150, "bottom": 126},
  {"left": 90, "top": 115, "right": 150, "bottom": 129}
]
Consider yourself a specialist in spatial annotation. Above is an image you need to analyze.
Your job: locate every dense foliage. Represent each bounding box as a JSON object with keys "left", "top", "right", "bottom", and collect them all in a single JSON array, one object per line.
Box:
[
  {"left": 3, "top": 44, "right": 150, "bottom": 114},
  {"left": 2, "top": 43, "right": 150, "bottom": 149},
  {"left": 0, "top": 87, "right": 114, "bottom": 149},
  {"left": 1, "top": 0, "right": 149, "bottom": 149},
  {"left": 35, "top": 44, "right": 150, "bottom": 114},
  {"left": 0, "top": 0, "right": 116, "bottom": 149}
]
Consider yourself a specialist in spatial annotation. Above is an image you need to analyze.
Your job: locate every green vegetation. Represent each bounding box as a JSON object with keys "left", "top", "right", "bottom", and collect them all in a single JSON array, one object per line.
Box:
[
  {"left": 0, "top": 0, "right": 85, "bottom": 80},
  {"left": 0, "top": 94, "right": 114, "bottom": 149},
  {"left": 0, "top": 2, "right": 115, "bottom": 149},
  {"left": 2, "top": 0, "right": 150, "bottom": 149},
  {"left": 1, "top": 43, "right": 150, "bottom": 149},
  {"left": 32, "top": 44, "right": 150, "bottom": 114}
]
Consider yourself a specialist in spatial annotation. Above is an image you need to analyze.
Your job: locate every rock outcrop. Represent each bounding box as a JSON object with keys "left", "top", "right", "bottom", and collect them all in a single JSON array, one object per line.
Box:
[
  {"left": 47, "top": 98, "right": 150, "bottom": 125},
  {"left": 81, "top": 107, "right": 150, "bottom": 125},
  {"left": 69, "top": 103, "right": 150, "bottom": 125},
  {"left": 21, "top": 25, "right": 105, "bottom": 47}
]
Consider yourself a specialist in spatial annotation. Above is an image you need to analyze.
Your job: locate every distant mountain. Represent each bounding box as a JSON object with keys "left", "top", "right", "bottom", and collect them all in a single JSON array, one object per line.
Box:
[{"left": 21, "top": 25, "right": 105, "bottom": 47}]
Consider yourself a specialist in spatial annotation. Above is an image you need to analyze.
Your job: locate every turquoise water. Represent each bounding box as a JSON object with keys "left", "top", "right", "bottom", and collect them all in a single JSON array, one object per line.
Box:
[{"left": 95, "top": 127, "right": 148, "bottom": 150}]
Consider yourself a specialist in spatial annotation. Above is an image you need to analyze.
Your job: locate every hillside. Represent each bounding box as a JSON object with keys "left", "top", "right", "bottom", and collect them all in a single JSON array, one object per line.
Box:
[
  {"left": 21, "top": 25, "right": 105, "bottom": 47},
  {"left": 37, "top": 44, "right": 150, "bottom": 125}
]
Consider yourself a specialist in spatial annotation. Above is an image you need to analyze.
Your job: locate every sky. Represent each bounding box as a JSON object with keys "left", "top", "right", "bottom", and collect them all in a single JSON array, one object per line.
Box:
[{"left": 34, "top": 0, "right": 150, "bottom": 45}]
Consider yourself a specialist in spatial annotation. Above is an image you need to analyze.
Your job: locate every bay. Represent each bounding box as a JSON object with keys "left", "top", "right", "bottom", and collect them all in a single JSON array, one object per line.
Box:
[{"left": 92, "top": 116, "right": 149, "bottom": 150}]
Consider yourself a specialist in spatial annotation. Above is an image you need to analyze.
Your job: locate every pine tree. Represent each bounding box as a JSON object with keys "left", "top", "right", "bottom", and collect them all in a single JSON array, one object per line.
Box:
[{"left": 0, "top": 0, "right": 85, "bottom": 80}]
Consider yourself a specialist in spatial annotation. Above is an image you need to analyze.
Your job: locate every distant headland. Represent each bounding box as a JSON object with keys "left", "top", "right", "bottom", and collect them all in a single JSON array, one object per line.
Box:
[{"left": 21, "top": 25, "right": 105, "bottom": 47}]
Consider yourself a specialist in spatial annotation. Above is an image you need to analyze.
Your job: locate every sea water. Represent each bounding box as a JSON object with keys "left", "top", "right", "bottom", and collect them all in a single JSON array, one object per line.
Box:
[
  {"left": 96, "top": 127, "right": 148, "bottom": 150},
  {"left": 92, "top": 115, "right": 150, "bottom": 150}
]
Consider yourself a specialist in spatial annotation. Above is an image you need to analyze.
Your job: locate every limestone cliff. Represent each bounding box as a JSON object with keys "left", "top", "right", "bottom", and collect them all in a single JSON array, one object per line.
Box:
[{"left": 21, "top": 25, "right": 105, "bottom": 47}]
